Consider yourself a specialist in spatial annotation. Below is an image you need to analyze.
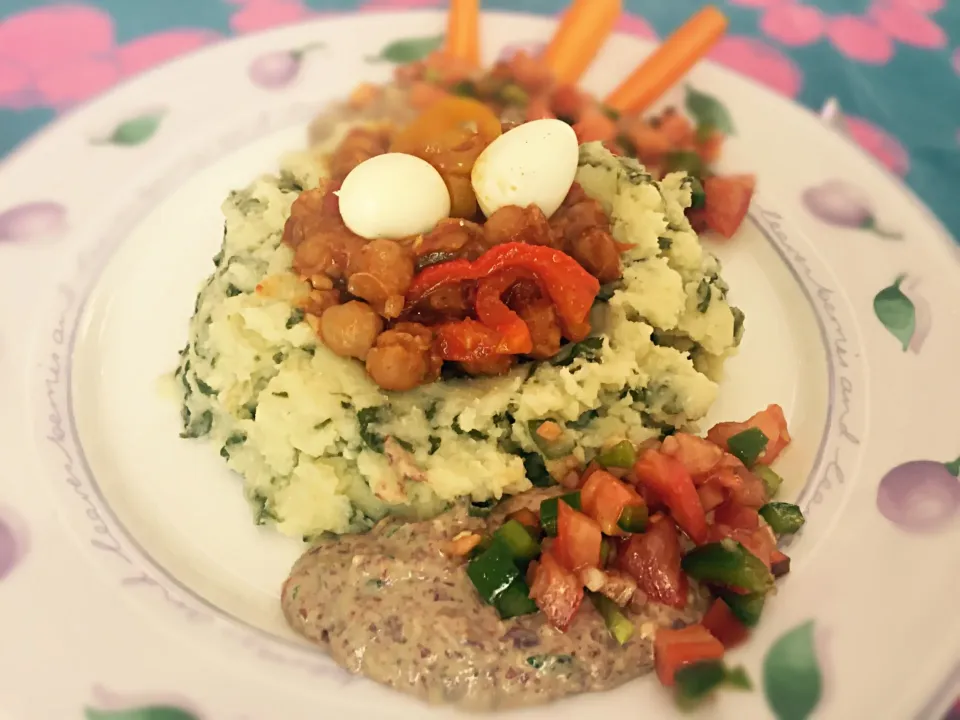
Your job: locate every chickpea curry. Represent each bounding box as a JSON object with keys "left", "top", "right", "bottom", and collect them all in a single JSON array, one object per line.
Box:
[{"left": 280, "top": 51, "right": 754, "bottom": 393}]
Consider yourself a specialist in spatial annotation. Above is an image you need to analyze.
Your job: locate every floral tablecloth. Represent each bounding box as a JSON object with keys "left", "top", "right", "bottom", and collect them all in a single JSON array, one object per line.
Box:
[{"left": 1, "top": 0, "right": 958, "bottom": 243}]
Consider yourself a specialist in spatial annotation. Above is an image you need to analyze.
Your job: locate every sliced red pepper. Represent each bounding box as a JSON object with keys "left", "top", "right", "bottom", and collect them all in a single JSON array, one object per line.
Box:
[
  {"left": 474, "top": 270, "right": 533, "bottom": 355},
  {"left": 433, "top": 318, "right": 502, "bottom": 361},
  {"left": 654, "top": 624, "right": 725, "bottom": 686},
  {"left": 407, "top": 243, "right": 599, "bottom": 343},
  {"left": 701, "top": 598, "right": 749, "bottom": 649},
  {"left": 529, "top": 550, "right": 584, "bottom": 631},
  {"left": 406, "top": 258, "right": 476, "bottom": 300},
  {"left": 471, "top": 243, "right": 599, "bottom": 333},
  {"left": 633, "top": 450, "right": 709, "bottom": 545},
  {"left": 617, "top": 518, "right": 688, "bottom": 609},
  {"left": 555, "top": 500, "right": 602, "bottom": 571}
]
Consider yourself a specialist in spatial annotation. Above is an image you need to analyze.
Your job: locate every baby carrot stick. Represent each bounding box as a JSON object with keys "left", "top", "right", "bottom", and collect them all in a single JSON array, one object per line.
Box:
[
  {"left": 604, "top": 5, "right": 728, "bottom": 114},
  {"left": 446, "top": 0, "right": 481, "bottom": 67},
  {"left": 542, "top": 0, "right": 622, "bottom": 85}
]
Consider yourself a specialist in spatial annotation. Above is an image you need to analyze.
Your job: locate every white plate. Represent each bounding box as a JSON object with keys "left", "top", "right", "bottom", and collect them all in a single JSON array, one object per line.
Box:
[{"left": 1, "top": 11, "right": 958, "bottom": 720}]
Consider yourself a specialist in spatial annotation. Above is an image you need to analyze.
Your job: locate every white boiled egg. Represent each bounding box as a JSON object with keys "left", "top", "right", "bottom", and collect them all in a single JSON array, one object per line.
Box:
[
  {"left": 471, "top": 119, "right": 579, "bottom": 220},
  {"left": 338, "top": 152, "right": 451, "bottom": 240}
]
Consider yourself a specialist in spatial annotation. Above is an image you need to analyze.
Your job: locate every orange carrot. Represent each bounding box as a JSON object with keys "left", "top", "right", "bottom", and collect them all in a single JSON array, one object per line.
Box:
[
  {"left": 605, "top": 5, "right": 728, "bottom": 113},
  {"left": 445, "top": 0, "right": 481, "bottom": 67},
  {"left": 542, "top": 0, "right": 622, "bottom": 85}
]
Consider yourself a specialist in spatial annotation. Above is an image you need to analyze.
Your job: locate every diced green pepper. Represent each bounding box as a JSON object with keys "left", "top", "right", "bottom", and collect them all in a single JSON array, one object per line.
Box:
[
  {"left": 725, "top": 666, "right": 753, "bottom": 690},
  {"left": 681, "top": 540, "right": 774, "bottom": 593},
  {"left": 726, "top": 427, "right": 768, "bottom": 467},
  {"left": 688, "top": 176, "right": 706, "bottom": 210},
  {"left": 588, "top": 592, "right": 635, "bottom": 645},
  {"left": 450, "top": 79, "right": 477, "bottom": 97},
  {"left": 674, "top": 660, "right": 727, "bottom": 710},
  {"left": 665, "top": 150, "right": 705, "bottom": 178},
  {"left": 493, "top": 520, "right": 540, "bottom": 564},
  {"left": 715, "top": 589, "right": 765, "bottom": 628},
  {"left": 600, "top": 537, "right": 613, "bottom": 567},
  {"left": 495, "top": 577, "right": 538, "bottom": 619},
  {"left": 597, "top": 440, "right": 637, "bottom": 468},
  {"left": 527, "top": 419, "right": 575, "bottom": 459},
  {"left": 759, "top": 502, "right": 805, "bottom": 535},
  {"left": 754, "top": 464, "right": 783, "bottom": 497},
  {"left": 498, "top": 83, "right": 529, "bottom": 106},
  {"left": 616, "top": 503, "right": 648, "bottom": 534},
  {"left": 675, "top": 660, "right": 753, "bottom": 710},
  {"left": 539, "top": 492, "right": 581, "bottom": 536},
  {"left": 467, "top": 542, "right": 520, "bottom": 604},
  {"left": 522, "top": 451, "right": 555, "bottom": 487}
]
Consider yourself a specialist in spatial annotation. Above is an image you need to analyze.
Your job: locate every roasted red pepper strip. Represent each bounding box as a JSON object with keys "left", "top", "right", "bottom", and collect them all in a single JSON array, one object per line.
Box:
[
  {"left": 475, "top": 270, "right": 533, "bottom": 355},
  {"left": 406, "top": 258, "right": 476, "bottom": 299},
  {"left": 472, "top": 243, "right": 600, "bottom": 331},
  {"left": 407, "top": 243, "right": 600, "bottom": 335},
  {"left": 433, "top": 318, "right": 502, "bottom": 361}
]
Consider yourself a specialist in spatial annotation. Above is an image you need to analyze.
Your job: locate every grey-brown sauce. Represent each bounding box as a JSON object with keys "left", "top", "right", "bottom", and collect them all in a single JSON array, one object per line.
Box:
[{"left": 281, "top": 492, "right": 707, "bottom": 711}]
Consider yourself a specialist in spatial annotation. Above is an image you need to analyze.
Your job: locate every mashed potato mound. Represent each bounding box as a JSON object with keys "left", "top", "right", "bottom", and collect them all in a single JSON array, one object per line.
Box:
[{"left": 175, "top": 141, "right": 744, "bottom": 539}]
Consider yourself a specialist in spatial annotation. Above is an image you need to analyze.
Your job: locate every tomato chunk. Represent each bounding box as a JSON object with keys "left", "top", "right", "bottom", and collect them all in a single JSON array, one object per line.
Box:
[
  {"left": 706, "top": 465, "right": 769, "bottom": 509},
  {"left": 529, "top": 551, "right": 584, "bottom": 631},
  {"left": 702, "top": 598, "right": 749, "bottom": 648},
  {"left": 702, "top": 174, "right": 756, "bottom": 239},
  {"left": 580, "top": 470, "right": 645, "bottom": 536},
  {"left": 617, "top": 518, "right": 688, "bottom": 609},
  {"left": 573, "top": 107, "right": 617, "bottom": 144},
  {"left": 713, "top": 501, "right": 760, "bottom": 531},
  {"left": 633, "top": 450, "right": 708, "bottom": 544},
  {"left": 555, "top": 500, "right": 602, "bottom": 571},
  {"left": 707, "top": 525, "right": 777, "bottom": 571},
  {"left": 707, "top": 404, "right": 791, "bottom": 466},
  {"left": 661, "top": 433, "right": 724, "bottom": 478},
  {"left": 654, "top": 624, "right": 725, "bottom": 686}
]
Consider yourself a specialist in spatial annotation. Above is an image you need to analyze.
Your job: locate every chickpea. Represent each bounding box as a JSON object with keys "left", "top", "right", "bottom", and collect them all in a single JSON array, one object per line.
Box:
[
  {"left": 550, "top": 195, "right": 610, "bottom": 245},
  {"left": 460, "top": 354, "right": 515, "bottom": 376},
  {"left": 516, "top": 300, "right": 562, "bottom": 360},
  {"left": 484, "top": 205, "right": 554, "bottom": 247},
  {"left": 365, "top": 322, "right": 441, "bottom": 391},
  {"left": 347, "top": 239, "right": 415, "bottom": 318},
  {"left": 567, "top": 227, "right": 622, "bottom": 283},
  {"left": 319, "top": 301, "right": 384, "bottom": 361}
]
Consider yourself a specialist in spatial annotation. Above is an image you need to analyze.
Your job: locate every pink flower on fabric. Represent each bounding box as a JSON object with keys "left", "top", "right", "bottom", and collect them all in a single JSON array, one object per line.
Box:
[
  {"left": 760, "top": 3, "right": 825, "bottom": 47},
  {"left": 826, "top": 14, "right": 893, "bottom": 63},
  {"left": 0, "top": 4, "right": 221, "bottom": 111},
  {"left": 749, "top": 0, "right": 946, "bottom": 63},
  {"left": 708, "top": 36, "right": 803, "bottom": 98},
  {"left": 953, "top": 48, "right": 960, "bottom": 76},
  {"left": 0, "top": 4, "right": 114, "bottom": 74},
  {"left": 615, "top": 12, "right": 658, "bottom": 41},
  {"left": 845, "top": 115, "right": 910, "bottom": 176}
]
